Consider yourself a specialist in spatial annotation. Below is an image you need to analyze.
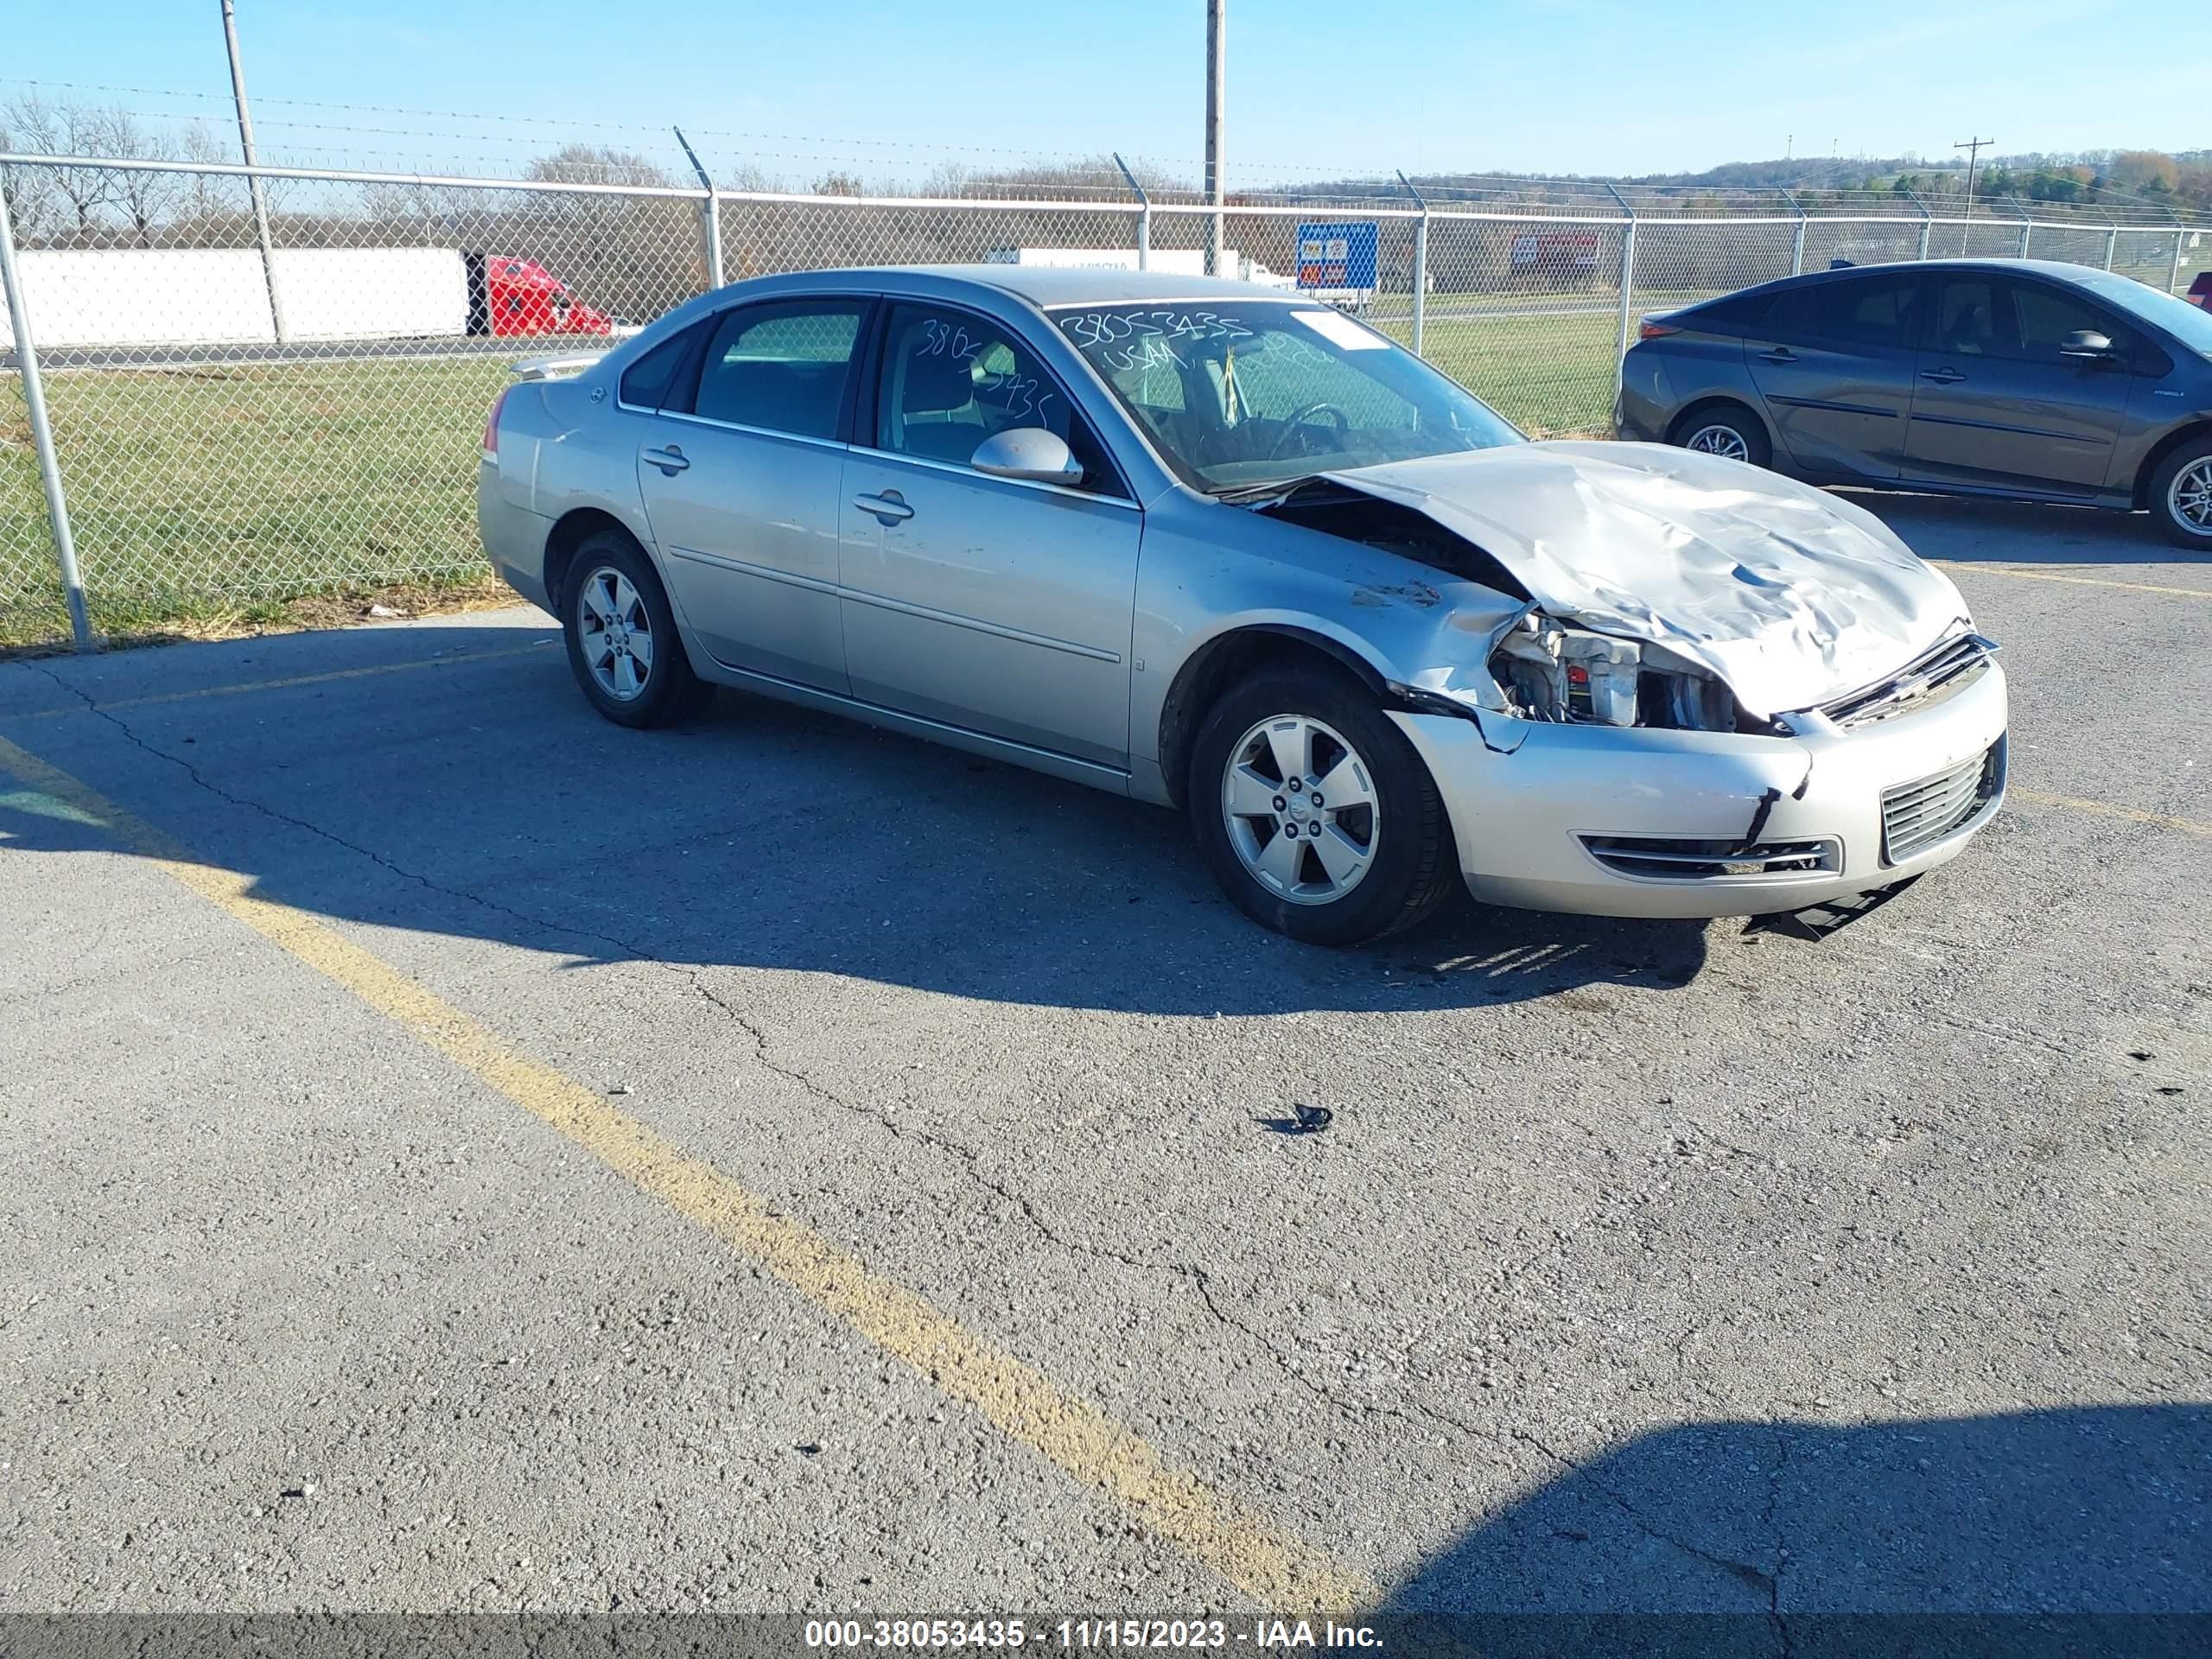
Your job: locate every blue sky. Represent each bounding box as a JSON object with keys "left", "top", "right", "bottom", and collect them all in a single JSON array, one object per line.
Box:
[{"left": 6, "top": 0, "right": 2198, "bottom": 185}]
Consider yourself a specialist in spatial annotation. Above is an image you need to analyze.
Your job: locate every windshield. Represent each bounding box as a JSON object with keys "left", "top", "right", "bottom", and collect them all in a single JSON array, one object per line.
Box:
[
  {"left": 2070, "top": 268, "right": 2212, "bottom": 358},
  {"left": 1052, "top": 302, "right": 1522, "bottom": 491}
]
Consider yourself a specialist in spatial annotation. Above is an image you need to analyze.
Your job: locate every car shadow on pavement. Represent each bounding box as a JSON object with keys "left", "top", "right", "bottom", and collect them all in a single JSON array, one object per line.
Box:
[
  {"left": 1840, "top": 490, "right": 2184, "bottom": 568},
  {"left": 1363, "top": 1402, "right": 2212, "bottom": 1658},
  {"left": 0, "top": 621, "right": 1752, "bottom": 1013}
]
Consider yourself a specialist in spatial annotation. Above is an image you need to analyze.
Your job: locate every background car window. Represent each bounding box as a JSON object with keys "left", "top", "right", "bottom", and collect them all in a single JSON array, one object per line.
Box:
[
  {"left": 687, "top": 301, "right": 866, "bottom": 438},
  {"left": 617, "top": 322, "right": 699, "bottom": 410},
  {"left": 875, "top": 302, "right": 1117, "bottom": 492},
  {"left": 1762, "top": 276, "right": 1917, "bottom": 347},
  {"left": 2013, "top": 283, "right": 2129, "bottom": 364},
  {"left": 1684, "top": 289, "right": 1773, "bottom": 332},
  {"left": 1929, "top": 277, "right": 2016, "bottom": 358}
]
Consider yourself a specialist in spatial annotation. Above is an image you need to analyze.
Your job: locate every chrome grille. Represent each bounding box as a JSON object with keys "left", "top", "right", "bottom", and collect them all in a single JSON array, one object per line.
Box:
[
  {"left": 1582, "top": 836, "right": 1841, "bottom": 880},
  {"left": 1882, "top": 741, "right": 2005, "bottom": 863},
  {"left": 1819, "top": 633, "right": 1996, "bottom": 729}
]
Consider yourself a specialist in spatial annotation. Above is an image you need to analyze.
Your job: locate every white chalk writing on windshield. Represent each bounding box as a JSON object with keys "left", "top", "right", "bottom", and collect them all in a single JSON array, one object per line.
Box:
[{"left": 1059, "top": 309, "right": 1254, "bottom": 373}]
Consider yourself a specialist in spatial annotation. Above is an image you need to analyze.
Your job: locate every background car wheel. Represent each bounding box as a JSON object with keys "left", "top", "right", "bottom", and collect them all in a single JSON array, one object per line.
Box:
[
  {"left": 560, "top": 531, "right": 712, "bottom": 728},
  {"left": 2150, "top": 439, "right": 2212, "bottom": 550},
  {"left": 1187, "top": 665, "right": 1458, "bottom": 947},
  {"left": 1669, "top": 400, "right": 1773, "bottom": 469}
]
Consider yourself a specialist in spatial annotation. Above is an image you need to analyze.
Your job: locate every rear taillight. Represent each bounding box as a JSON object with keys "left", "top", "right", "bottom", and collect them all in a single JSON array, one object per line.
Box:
[
  {"left": 1637, "top": 319, "right": 1681, "bottom": 340},
  {"left": 481, "top": 387, "right": 513, "bottom": 462}
]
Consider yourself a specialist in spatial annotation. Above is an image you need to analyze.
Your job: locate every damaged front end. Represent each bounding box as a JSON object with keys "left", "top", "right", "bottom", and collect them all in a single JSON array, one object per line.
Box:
[
  {"left": 1488, "top": 613, "right": 1745, "bottom": 734},
  {"left": 1246, "top": 476, "right": 1759, "bottom": 736}
]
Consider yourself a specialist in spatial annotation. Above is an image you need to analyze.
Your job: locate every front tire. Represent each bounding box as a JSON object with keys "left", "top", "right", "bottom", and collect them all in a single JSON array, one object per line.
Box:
[
  {"left": 2149, "top": 438, "right": 2212, "bottom": 550},
  {"left": 1187, "top": 666, "right": 1458, "bottom": 946},
  {"left": 560, "top": 531, "right": 712, "bottom": 728},
  {"left": 1670, "top": 400, "right": 1773, "bottom": 469}
]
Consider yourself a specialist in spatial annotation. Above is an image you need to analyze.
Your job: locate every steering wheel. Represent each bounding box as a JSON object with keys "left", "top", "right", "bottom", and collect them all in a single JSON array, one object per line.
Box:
[{"left": 1265, "top": 402, "right": 1351, "bottom": 460}]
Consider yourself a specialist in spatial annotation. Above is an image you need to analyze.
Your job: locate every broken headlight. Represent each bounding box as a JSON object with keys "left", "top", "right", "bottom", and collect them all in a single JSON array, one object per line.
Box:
[{"left": 1489, "top": 616, "right": 1737, "bottom": 733}]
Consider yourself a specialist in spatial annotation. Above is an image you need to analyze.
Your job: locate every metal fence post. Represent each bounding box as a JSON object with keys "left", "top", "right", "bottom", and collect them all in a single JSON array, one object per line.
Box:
[
  {"left": 2172, "top": 226, "right": 2189, "bottom": 296},
  {"left": 1784, "top": 190, "right": 1807, "bottom": 275},
  {"left": 2016, "top": 205, "right": 2031, "bottom": 258},
  {"left": 1397, "top": 170, "right": 1428, "bottom": 358},
  {"left": 673, "top": 128, "right": 722, "bottom": 292},
  {"left": 1907, "top": 188, "right": 1934, "bottom": 260},
  {"left": 1114, "top": 153, "right": 1149, "bottom": 270},
  {"left": 2101, "top": 207, "right": 2119, "bottom": 272},
  {"left": 222, "top": 0, "right": 286, "bottom": 344},
  {"left": 0, "top": 175, "right": 94, "bottom": 652},
  {"left": 1605, "top": 183, "right": 1637, "bottom": 366}
]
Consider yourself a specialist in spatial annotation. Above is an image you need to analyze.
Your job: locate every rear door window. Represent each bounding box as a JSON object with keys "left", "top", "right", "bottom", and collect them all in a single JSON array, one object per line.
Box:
[
  {"left": 1764, "top": 275, "right": 1920, "bottom": 348},
  {"left": 674, "top": 300, "right": 870, "bottom": 439}
]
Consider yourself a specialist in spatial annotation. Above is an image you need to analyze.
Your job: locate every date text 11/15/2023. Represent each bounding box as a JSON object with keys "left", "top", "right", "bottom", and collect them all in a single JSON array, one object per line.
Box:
[{"left": 803, "top": 1618, "right": 1385, "bottom": 1649}]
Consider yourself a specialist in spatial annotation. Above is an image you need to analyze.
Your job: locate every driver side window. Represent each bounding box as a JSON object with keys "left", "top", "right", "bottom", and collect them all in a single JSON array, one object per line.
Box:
[{"left": 874, "top": 302, "right": 1118, "bottom": 493}]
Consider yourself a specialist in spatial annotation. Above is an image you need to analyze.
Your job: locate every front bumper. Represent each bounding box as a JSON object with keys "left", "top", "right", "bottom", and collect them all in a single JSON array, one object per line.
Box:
[{"left": 1389, "top": 658, "right": 2008, "bottom": 918}]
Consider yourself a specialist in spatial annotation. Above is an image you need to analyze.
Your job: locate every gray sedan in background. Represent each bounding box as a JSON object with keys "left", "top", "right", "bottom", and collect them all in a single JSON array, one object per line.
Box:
[
  {"left": 1618, "top": 257, "right": 2212, "bottom": 545},
  {"left": 479, "top": 267, "right": 2005, "bottom": 945}
]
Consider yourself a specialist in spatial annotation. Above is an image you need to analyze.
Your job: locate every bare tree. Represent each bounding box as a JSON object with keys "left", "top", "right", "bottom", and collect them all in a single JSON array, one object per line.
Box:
[
  {"left": 92, "top": 107, "right": 181, "bottom": 246},
  {"left": 520, "top": 145, "right": 699, "bottom": 321},
  {"left": 175, "top": 120, "right": 245, "bottom": 242},
  {"left": 2, "top": 95, "right": 118, "bottom": 242}
]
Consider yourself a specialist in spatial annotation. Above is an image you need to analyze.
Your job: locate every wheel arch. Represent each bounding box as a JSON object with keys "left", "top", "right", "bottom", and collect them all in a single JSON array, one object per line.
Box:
[
  {"left": 1667, "top": 394, "right": 1774, "bottom": 453},
  {"left": 2132, "top": 419, "right": 2212, "bottom": 510},
  {"left": 1154, "top": 624, "right": 1400, "bottom": 810},
  {"left": 543, "top": 507, "right": 648, "bottom": 617}
]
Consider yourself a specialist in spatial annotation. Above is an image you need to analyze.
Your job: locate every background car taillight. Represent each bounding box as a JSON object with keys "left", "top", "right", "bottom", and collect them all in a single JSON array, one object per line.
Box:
[
  {"left": 1637, "top": 318, "right": 1681, "bottom": 340},
  {"left": 481, "top": 386, "right": 512, "bottom": 462}
]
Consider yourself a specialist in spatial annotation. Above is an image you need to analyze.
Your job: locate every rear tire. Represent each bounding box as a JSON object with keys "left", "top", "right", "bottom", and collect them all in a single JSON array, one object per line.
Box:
[
  {"left": 559, "top": 531, "right": 713, "bottom": 728},
  {"left": 2148, "top": 437, "right": 2212, "bottom": 550},
  {"left": 1669, "top": 400, "right": 1773, "bottom": 469},
  {"left": 1187, "top": 666, "right": 1458, "bottom": 947}
]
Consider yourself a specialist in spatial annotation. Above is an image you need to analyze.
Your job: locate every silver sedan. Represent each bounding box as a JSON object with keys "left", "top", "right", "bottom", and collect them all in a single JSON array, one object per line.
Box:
[{"left": 477, "top": 266, "right": 2007, "bottom": 945}]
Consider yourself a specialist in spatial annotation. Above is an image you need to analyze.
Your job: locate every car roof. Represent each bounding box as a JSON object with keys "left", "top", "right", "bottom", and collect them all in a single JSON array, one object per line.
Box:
[
  {"left": 732, "top": 263, "right": 1300, "bottom": 308},
  {"left": 1735, "top": 257, "right": 2133, "bottom": 293}
]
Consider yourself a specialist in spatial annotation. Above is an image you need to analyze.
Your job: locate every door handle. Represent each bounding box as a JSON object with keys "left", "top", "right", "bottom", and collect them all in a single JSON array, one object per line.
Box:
[
  {"left": 854, "top": 490, "right": 915, "bottom": 524},
  {"left": 644, "top": 445, "right": 690, "bottom": 474},
  {"left": 1918, "top": 367, "right": 1967, "bottom": 385},
  {"left": 1757, "top": 346, "right": 1797, "bottom": 365}
]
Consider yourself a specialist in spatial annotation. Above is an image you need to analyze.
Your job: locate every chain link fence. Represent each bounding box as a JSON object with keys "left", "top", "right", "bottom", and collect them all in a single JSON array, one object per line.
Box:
[{"left": 3, "top": 151, "right": 2204, "bottom": 652}]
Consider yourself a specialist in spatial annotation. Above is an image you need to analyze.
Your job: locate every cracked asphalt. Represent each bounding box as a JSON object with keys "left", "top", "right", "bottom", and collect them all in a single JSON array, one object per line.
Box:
[{"left": 2, "top": 491, "right": 2208, "bottom": 1634}]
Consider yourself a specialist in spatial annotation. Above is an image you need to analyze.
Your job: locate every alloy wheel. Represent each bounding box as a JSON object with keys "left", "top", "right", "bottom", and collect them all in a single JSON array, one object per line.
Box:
[
  {"left": 2170, "top": 457, "right": 2212, "bottom": 537},
  {"left": 1683, "top": 423, "right": 1751, "bottom": 461},
  {"left": 1221, "top": 714, "right": 1380, "bottom": 905},
  {"left": 576, "top": 565, "right": 656, "bottom": 700}
]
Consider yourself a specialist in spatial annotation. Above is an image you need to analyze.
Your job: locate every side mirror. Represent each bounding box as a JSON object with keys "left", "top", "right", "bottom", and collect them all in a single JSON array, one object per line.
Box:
[
  {"left": 2059, "top": 329, "right": 2116, "bottom": 361},
  {"left": 970, "top": 427, "right": 1082, "bottom": 486}
]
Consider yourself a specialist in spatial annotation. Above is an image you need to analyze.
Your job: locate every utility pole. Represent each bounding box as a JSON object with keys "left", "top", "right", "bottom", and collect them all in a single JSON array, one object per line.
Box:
[
  {"left": 1955, "top": 135, "right": 1992, "bottom": 256},
  {"left": 1205, "top": 0, "right": 1225, "bottom": 277},
  {"left": 221, "top": 0, "right": 286, "bottom": 341}
]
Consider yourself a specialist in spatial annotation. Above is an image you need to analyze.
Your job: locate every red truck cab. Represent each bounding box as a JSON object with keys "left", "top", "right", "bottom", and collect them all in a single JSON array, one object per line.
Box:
[{"left": 467, "top": 253, "right": 616, "bottom": 336}]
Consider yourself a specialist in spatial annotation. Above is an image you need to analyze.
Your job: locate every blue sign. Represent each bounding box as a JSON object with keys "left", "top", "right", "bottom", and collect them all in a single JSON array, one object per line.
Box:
[{"left": 1295, "top": 221, "right": 1378, "bottom": 290}]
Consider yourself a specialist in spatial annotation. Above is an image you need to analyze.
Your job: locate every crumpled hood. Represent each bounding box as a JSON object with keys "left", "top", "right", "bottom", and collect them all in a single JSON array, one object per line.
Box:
[{"left": 1324, "top": 441, "right": 1971, "bottom": 717}]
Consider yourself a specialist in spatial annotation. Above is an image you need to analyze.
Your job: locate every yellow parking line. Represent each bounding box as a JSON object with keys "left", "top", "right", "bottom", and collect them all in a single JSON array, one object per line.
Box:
[
  {"left": 0, "top": 732, "right": 1370, "bottom": 1615},
  {"left": 4, "top": 642, "right": 552, "bottom": 722},
  {"left": 1932, "top": 562, "right": 2212, "bottom": 601},
  {"left": 2012, "top": 788, "right": 2212, "bottom": 840}
]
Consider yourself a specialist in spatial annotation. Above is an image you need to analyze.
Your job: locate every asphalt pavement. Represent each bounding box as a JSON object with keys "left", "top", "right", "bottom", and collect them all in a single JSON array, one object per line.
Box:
[{"left": 1, "top": 491, "right": 2206, "bottom": 1645}]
